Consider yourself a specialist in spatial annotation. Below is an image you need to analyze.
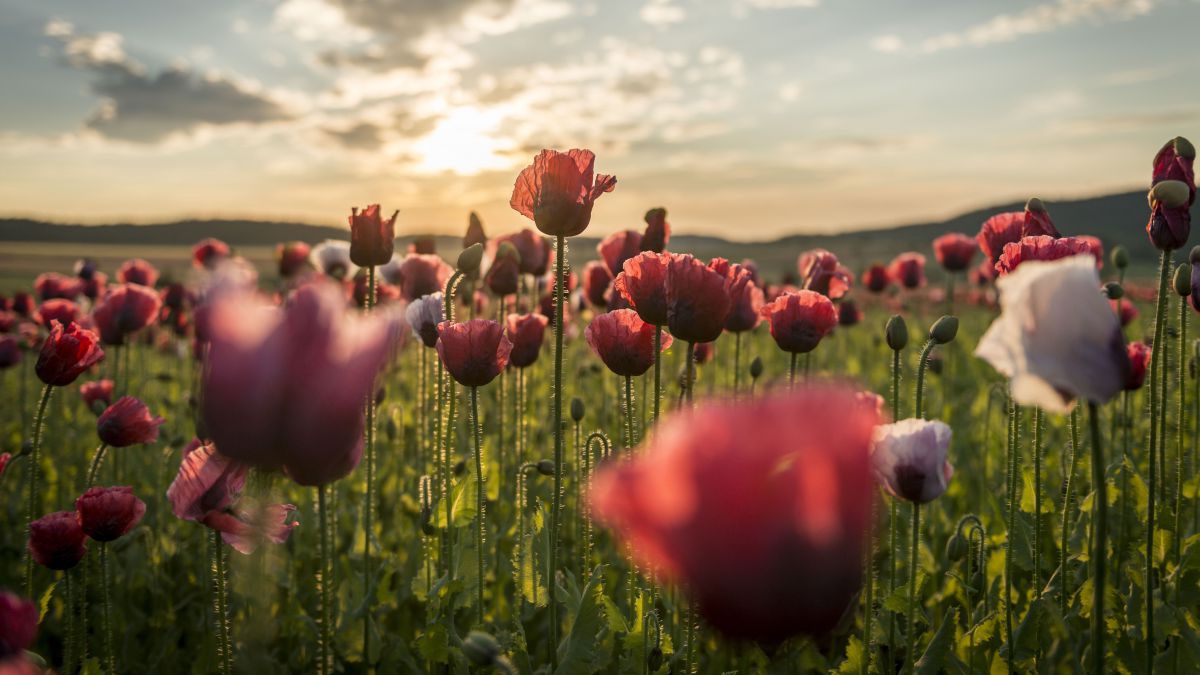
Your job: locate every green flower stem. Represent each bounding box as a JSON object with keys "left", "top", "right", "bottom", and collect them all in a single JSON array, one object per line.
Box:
[
  {"left": 1088, "top": 401, "right": 1106, "bottom": 675},
  {"left": 24, "top": 383, "right": 53, "bottom": 598},
  {"left": 363, "top": 264, "right": 376, "bottom": 662},
  {"left": 914, "top": 339, "right": 934, "bottom": 419},
  {"left": 733, "top": 331, "right": 742, "bottom": 397},
  {"left": 211, "top": 530, "right": 233, "bottom": 675},
  {"left": 1173, "top": 296, "right": 1187, "bottom": 572},
  {"left": 470, "top": 386, "right": 486, "bottom": 625},
  {"left": 789, "top": 352, "right": 798, "bottom": 390},
  {"left": 1146, "top": 250, "right": 1170, "bottom": 671},
  {"left": 317, "top": 485, "right": 332, "bottom": 675},
  {"left": 549, "top": 233, "right": 567, "bottom": 669},
  {"left": 100, "top": 542, "right": 114, "bottom": 673},
  {"left": 684, "top": 342, "right": 696, "bottom": 405},
  {"left": 1061, "top": 407, "right": 1079, "bottom": 617},
  {"left": 906, "top": 502, "right": 921, "bottom": 675},
  {"left": 85, "top": 443, "right": 109, "bottom": 488},
  {"left": 1005, "top": 396, "right": 1019, "bottom": 675},
  {"left": 888, "top": 345, "right": 902, "bottom": 662},
  {"left": 1033, "top": 407, "right": 1043, "bottom": 592},
  {"left": 862, "top": 493, "right": 877, "bottom": 675}
]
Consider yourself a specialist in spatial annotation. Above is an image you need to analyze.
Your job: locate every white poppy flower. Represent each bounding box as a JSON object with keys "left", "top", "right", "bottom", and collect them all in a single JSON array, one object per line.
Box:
[
  {"left": 309, "top": 240, "right": 359, "bottom": 280},
  {"left": 871, "top": 418, "right": 953, "bottom": 503}
]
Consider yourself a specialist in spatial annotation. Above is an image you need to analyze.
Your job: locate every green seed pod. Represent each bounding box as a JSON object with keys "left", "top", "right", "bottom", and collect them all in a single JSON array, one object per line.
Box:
[
  {"left": 456, "top": 243, "right": 484, "bottom": 274},
  {"left": 570, "top": 397, "right": 585, "bottom": 423},
  {"left": 1174, "top": 136, "right": 1196, "bottom": 160},
  {"left": 945, "top": 533, "right": 967, "bottom": 562},
  {"left": 1110, "top": 245, "right": 1129, "bottom": 270},
  {"left": 1150, "top": 180, "right": 1191, "bottom": 210},
  {"left": 1174, "top": 263, "right": 1191, "bottom": 297},
  {"left": 496, "top": 240, "right": 521, "bottom": 265},
  {"left": 749, "top": 356, "right": 764, "bottom": 379},
  {"left": 928, "top": 315, "right": 958, "bottom": 345},
  {"left": 1103, "top": 282, "right": 1124, "bottom": 300},
  {"left": 535, "top": 459, "right": 556, "bottom": 476},
  {"left": 885, "top": 315, "right": 908, "bottom": 351},
  {"left": 461, "top": 631, "right": 501, "bottom": 667},
  {"left": 970, "top": 570, "right": 984, "bottom": 592}
]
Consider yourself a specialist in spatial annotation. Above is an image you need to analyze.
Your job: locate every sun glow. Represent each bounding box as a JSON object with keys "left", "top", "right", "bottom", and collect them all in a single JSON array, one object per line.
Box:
[{"left": 411, "top": 106, "right": 514, "bottom": 175}]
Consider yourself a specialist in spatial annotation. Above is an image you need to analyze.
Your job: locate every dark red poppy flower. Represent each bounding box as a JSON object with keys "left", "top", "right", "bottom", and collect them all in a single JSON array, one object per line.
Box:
[
  {"left": 0, "top": 311, "right": 14, "bottom": 333},
  {"left": 28, "top": 511, "right": 87, "bottom": 570},
  {"left": 693, "top": 340, "right": 715, "bottom": 365},
  {"left": 590, "top": 386, "right": 880, "bottom": 643},
  {"left": 409, "top": 237, "right": 436, "bottom": 255},
  {"left": 861, "top": 264, "right": 890, "bottom": 293},
  {"left": 92, "top": 283, "right": 162, "bottom": 346},
  {"left": 36, "top": 320, "right": 105, "bottom": 386},
  {"left": 760, "top": 290, "right": 837, "bottom": 354},
  {"left": 37, "top": 299, "right": 79, "bottom": 329},
  {"left": 598, "top": 230, "right": 643, "bottom": 276},
  {"left": 436, "top": 319, "right": 512, "bottom": 387},
  {"left": 399, "top": 253, "right": 453, "bottom": 302},
  {"left": 887, "top": 253, "right": 926, "bottom": 289},
  {"left": 0, "top": 591, "right": 37, "bottom": 660},
  {"left": 994, "top": 235, "right": 1101, "bottom": 275},
  {"left": 97, "top": 396, "right": 164, "bottom": 447},
  {"left": 505, "top": 313, "right": 549, "bottom": 369},
  {"left": 485, "top": 242, "right": 522, "bottom": 297},
  {"left": 510, "top": 148, "right": 617, "bottom": 237},
  {"left": 641, "top": 207, "right": 670, "bottom": 253},
  {"left": 585, "top": 309, "right": 673, "bottom": 377},
  {"left": 75, "top": 486, "right": 146, "bottom": 542},
  {"left": 0, "top": 336, "right": 19, "bottom": 370},
  {"left": 614, "top": 252, "right": 675, "bottom": 327},
  {"left": 838, "top": 299, "right": 864, "bottom": 326},
  {"left": 1022, "top": 198, "right": 1061, "bottom": 238},
  {"left": 724, "top": 264, "right": 764, "bottom": 333},
  {"left": 797, "top": 250, "right": 852, "bottom": 299},
  {"left": 116, "top": 258, "right": 159, "bottom": 288},
  {"left": 80, "top": 379, "right": 114, "bottom": 413},
  {"left": 276, "top": 241, "right": 311, "bottom": 278},
  {"left": 159, "top": 282, "right": 187, "bottom": 313},
  {"left": 193, "top": 238, "right": 231, "bottom": 270},
  {"left": 81, "top": 271, "right": 107, "bottom": 301},
  {"left": 1146, "top": 137, "right": 1195, "bottom": 251},
  {"left": 932, "top": 233, "right": 978, "bottom": 272},
  {"left": 583, "top": 261, "right": 613, "bottom": 308},
  {"left": 464, "top": 211, "right": 487, "bottom": 249},
  {"left": 1076, "top": 235, "right": 1104, "bottom": 267},
  {"left": 976, "top": 212, "right": 1024, "bottom": 264},
  {"left": 11, "top": 292, "right": 34, "bottom": 318},
  {"left": 349, "top": 204, "right": 398, "bottom": 267},
  {"left": 665, "top": 255, "right": 732, "bottom": 344},
  {"left": 1112, "top": 298, "right": 1138, "bottom": 326},
  {"left": 34, "top": 272, "right": 82, "bottom": 301},
  {"left": 1124, "top": 341, "right": 1151, "bottom": 391}
]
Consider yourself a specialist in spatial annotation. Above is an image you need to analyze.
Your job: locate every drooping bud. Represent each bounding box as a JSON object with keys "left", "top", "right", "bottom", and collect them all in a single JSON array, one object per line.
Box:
[
  {"left": 461, "top": 631, "right": 502, "bottom": 667},
  {"left": 928, "top": 315, "right": 958, "bottom": 345},
  {"left": 1110, "top": 245, "right": 1129, "bottom": 270},
  {"left": 945, "top": 533, "right": 967, "bottom": 562},
  {"left": 1174, "top": 263, "right": 1191, "bottom": 296},
  {"left": 885, "top": 315, "right": 908, "bottom": 351},
  {"left": 457, "top": 243, "right": 484, "bottom": 274},
  {"left": 1025, "top": 197, "right": 1046, "bottom": 213},
  {"left": 1104, "top": 282, "right": 1124, "bottom": 300},
  {"left": 648, "top": 647, "right": 664, "bottom": 671},
  {"left": 535, "top": 459, "right": 556, "bottom": 476},
  {"left": 570, "top": 397, "right": 585, "bottom": 423},
  {"left": 749, "top": 356, "right": 763, "bottom": 379}
]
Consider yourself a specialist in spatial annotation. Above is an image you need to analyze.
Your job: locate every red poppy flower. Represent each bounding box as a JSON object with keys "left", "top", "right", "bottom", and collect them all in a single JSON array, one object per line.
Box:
[
  {"left": 0, "top": 310, "right": 14, "bottom": 334},
  {"left": 349, "top": 204, "right": 398, "bottom": 267},
  {"left": 201, "top": 503, "right": 299, "bottom": 555},
  {"left": 399, "top": 253, "right": 453, "bottom": 302},
  {"left": 28, "top": 511, "right": 87, "bottom": 570},
  {"left": 167, "top": 440, "right": 249, "bottom": 521},
  {"left": 92, "top": 283, "right": 162, "bottom": 346},
  {"left": 75, "top": 486, "right": 146, "bottom": 542},
  {"left": 116, "top": 258, "right": 159, "bottom": 288},
  {"left": 976, "top": 212, "right": 1024, "bottom": 264},
  {"left": 193, "top": 238, "right": 231, "bottom": 270},
  {"left": 37, "top": 299, "right": 79, "bottom": 329},
  {"left": 510, "top": 148, "right": 617, "bottom": 237},
  {"left": 585, "top": 309, "right": 673, "bottom": 377},
  {"left": 34, "top": 272, "right": 82, "bottom": 301},
  {"left": 861, "top": 264, "right": 890, "bottom": 293},
  {"left": 0, "top": 591, "right": 37, "bottom": 660},
  {"left": 606, "top": 286, "right": 631, "bottom": 312},
  {"left": 641, "top": 207, "right": 670, "bottom": 253},
  {"left": 464, "top": 211, "right": 487, "bottom": 249},
  {"left": 590, "top": 386, "right": 879, "bottom": 643},
  {"left": 0, "top": 337, "right": 17, "bottom": 370},
  {"left": 80, "top": 379, "right": 114, "bottom": 413},
  {"left": 665, "top": 255, "right": 732, "bottom": 344},
  {"left": 614, "top": 252, "right": 676, "bottom": 327},
  {"left": 724, "top": 264, "right": 764, "bottom": 333},
  {"left": 1146, "top": 137, "right": 1195, "bottom": 251},
  {"left": 276, "top": 241, "right": 311, "bottom": 278},
  {"left": 36, "top": 320, "right": 105, "bottom": 386},
  {"left": 436, "top": 319, "right": 512, "bottom": 387},
  {"left": 994, "top": 236, "right": 1101, "bottom": 275},
  {"left": 484, "top": 243, "right": 522, "bottom": 297},
  {"left": 1125, "top": 341, "right": 1151, "bottom": 391},
  {"left": 1111, "top": 298, "right": 1138, "bottom": 326},
  {"left": 797, "top": 250, "right": 852, "bottom": 299},
  {"left": 1022, "top": 199, "right": 1061, "bottom": 238},
  {"left": 838, "top": 299, "right": 864, "bottom": 326},
  {"left": 11, "top": 292, "right": 34, "bottom": 318},
  {"left": 887, "top": 253, "right": 926, "bottom": 289},
  {"left": 97, "top": 396, "right": 165, "bottom": 447},
  {"left": 760, "top": 290, "right": 837, "bottom": 354},
  {"left": 598, "top": 230, "right": 644, "bottom": 276},
  {"left": 932, "top": 233, "right": 978, "bottom": 272},
  {"left": 81, "top": 271, "right": 107, "bottom": 301},
  {"left": 583, "top": 261, "right": 613, "bottom": 308},
  {"left": 505, "top": 313, "right": 549, "bottom": 369}
]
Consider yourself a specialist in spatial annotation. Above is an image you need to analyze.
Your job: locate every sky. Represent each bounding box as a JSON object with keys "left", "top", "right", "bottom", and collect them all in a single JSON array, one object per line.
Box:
[{"left": 0, "top": 0, "right": 1197, "bottom": 241}]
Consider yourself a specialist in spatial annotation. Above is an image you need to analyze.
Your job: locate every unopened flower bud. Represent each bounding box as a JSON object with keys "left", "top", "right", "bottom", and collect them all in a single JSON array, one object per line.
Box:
[
  {"left": 1103, "top": 282, "right": 1123, "bottom": 300},
  {"left": 1150, "top": 180, "right": 1191, "bottom": 210},
  {"left": 1110, "top": 245, "right": 1129, "bottom": 270},
  {"left": 885, "top": 315, "right": 908, "bottom": 351},
  {"left": 749, "top": 356, "right": 763, "bottom": 379},
  {"left": 648, "top": 647, "right": 663, "bottom": 671},
  {"left": 928, "top": 315, "right": 958, "bottom": 345},
  {"left": 1025, "top": 197, "right": 1047, "bottom": 214},
  {"left": 457, "top": 243, "right": 484, "bottom": 274},
  {"left": 461, "top": 631, "right": 502, "bottom": 667},
  {"left": 386, "top": 415, "right": 398, "bottom": 443},
  {"left": 1173, "top": 136, "right": 1196, "bottom": 160},
  {"left": 454, "top": 460, "right": 466, "bottom": 476},
  {"left": 535, "top": 459, "right": 556, "bottom": 476},
  {"left": 945, "top": 533, "right": 967, "bottom": 561},
  {"left": 570, "top": 397, "right": 585, "bottom": 422},
  {"left": 1174, "top": 263, "right": 1191, "bottom": 296},
  {"left": 970, "top": 570, "right": 984, "bottom": 591}
]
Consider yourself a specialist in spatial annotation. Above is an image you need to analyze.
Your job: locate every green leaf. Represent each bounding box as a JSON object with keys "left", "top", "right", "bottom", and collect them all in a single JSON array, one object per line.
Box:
[
  {"left": 37, "top": 580, "right": 57, "bottom": 623},
  {"left": 555, "top": 566, "right": 611, "bottom": 675},
  {"left": 834, "top": 635, "right": 865, "bottom": 674},
  {"left": 916, "top": 608, "right": 957, "bottom": 675}
]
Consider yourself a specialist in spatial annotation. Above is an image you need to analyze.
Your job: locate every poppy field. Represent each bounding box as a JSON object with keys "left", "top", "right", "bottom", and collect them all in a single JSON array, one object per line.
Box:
[{"left": 1, "top": 139, "right": 1199, "bottom": 674}]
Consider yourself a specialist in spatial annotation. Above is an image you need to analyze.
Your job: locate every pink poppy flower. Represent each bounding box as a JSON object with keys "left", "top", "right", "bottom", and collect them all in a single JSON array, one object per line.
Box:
[
  {"left": 887, "top": 253, "right": 926, "bottom": 289},
  {"left": 976, "top": 212, "right": 1024, "bottom": 264},
  {"left": 28, "top": 511, "right": 87, "bottom": 571},
  {"left": 932, "top": 233, "right": 978, "bottom": 272},
  {"left": 0, "top": 337, "right": 18, "bottom": 370},
  {"left": 97, "top": 396, "right": 164, "bottom": 447},
  {"left": 1125, "top": 341, "right": 1150, "bottom": 391},
  {"left": 399, "top": 253, "right": 453, "bottom": 302},
  {"left": 80, "top": 379, "right": 115, "bottom": 413},
  {"left": 276, "top": 241, "right": 312, "bottom": 278},
  {"left": 36, "top": 299, "right": 79, "bottom": 329},
  {"left": 666, "top": 255, "right": 732, "bottom": 344},
  {"left": 506, "top": 313, "right": 549, "bottom": 369},
  {"left": 585, "top": 309, "right": 673, "bottom": 377},
  {"left": 640, "top": 207, "right": 670, "bottom": 253},
  {"left": 724, "top": 264, "right": 764, "bottom": 333},
  {"left": 75, "top": 486, "right": 146, "bottom": 542},
  {"left": 484, "top": 242, "right": 522, "bottom": 297},
  {"left": 838, "top": 299, "right": 864, "bottom": 327},
  {"left": 0, "top": 591, "right": 37, "bottom": 661},
  {"left": 36, "top": 320, "right": 105, "bottom": 386},
  {"left": 116, "top": 258, "right": 159, "bottom": 288},
  {"left": 510, "top": 148, "right": 617, "bottom": 237},
  {"left": 1146, "top": 137, "right": 1195, "bottom": 251},
  {"left": 614, "top": 251, "right": 678, "bottom": 327},
  {"left": 436, "top": 319, "right": 512, "bottom": 387},
  {"left": 861, "top": 264, "right": 890, "bottom": 293},
  {"left": 92, "top": 283, "right": 162, "bottom": 345},
  {"left": 193, "top": 238, "right": 231, "bottom": 270},
  {"left": 582, "top": 261, "right": 613, "bottom": 308},
  {"left": 797, "top": 250, "right": 852, "bottom": 299},
  {"left": 598, "top": 230, "right": 643, "bottom": 277},
  {"left": 994, "top": 235, "right": 1101, "bottom": 276},
  {"left": 1111, "top": 298, "right": 1138, "bottom": 326},
  {"left": 34, "top": 272, "right": 82, "bottom": 301},
  {"left": 760, "top": 290, "right": 837, "bottom": 354},
  {"left": 1022, "top": 198, "right": 1061, "bottom": 238}
]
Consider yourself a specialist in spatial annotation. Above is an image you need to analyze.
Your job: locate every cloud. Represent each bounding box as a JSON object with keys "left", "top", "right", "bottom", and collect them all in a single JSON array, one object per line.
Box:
[
  {"left": 870, "top": 35, "right": 904, "bottom": 54},
  {"left": 777, "top": 81, "right": 803, "bottom": 102},
  {"left": 737, "top": 0, "right": 819, "bottom": 8},
  {"left": 45, "top": 22, "right": 293, "bottom": 144},
  {"left": 641, "top": 0, "right": 686, "bottom": 27},
  {"left": 917, "top": 0, "right": 1155, "bottom": 53},
  {"left": 1100, "top": 66, "right": 1171, "bottom": 86},
  {"left": 1053, "top": 108, "right": 1200, "bottom": 136}
]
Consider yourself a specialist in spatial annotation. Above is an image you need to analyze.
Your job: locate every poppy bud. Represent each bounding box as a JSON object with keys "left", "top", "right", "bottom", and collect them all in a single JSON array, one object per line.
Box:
[
  {"left": 928, "top": 315, "right": 958, "bottom": 345},
  {"left": 457, "top": 243, "right": 484, "bottom": 274},
  {"left": 1025, "top": 197, "right": 1046, "bottom": 214},
  {"left": 1104, "top": 282, "right": 1124, "bottom": 300},
  {"left": 648, "top": 647, "right": 663, "bottom": 671},
  {"left": 945, "top": 533, "right": 967, "bottom": 562},
  {"left": 1150, "top": 180, "right": 1192, "bottom": 210},
  {"left": 454, "top": 460, "right": 466, "bottom": 476},
  {"left": 970, "top": 570, "right": 984, "bottom": 591},
  {"left": 1174, "top": 263, "right": 1191, "bottom": 296},
  {"left": 1111, "top": 245, "right": 1129, "bottom": 270},
  {"left": 461, "top": 631, "right": 502, "bottom": 667},
  {"left": 885, "top": 315, "right": 908, "bottom": 351},
  {"left": 749, "top": 356, "right": 763, "bottom": 379},
  {"left": 385, "top": 416, "right": 398, "bottom": 443},
  {"left": 570, "top": 398, "right": 585, "bottom": 422},
  {"left": 535, "top": 460, "right": 556, "bottom": 476}
]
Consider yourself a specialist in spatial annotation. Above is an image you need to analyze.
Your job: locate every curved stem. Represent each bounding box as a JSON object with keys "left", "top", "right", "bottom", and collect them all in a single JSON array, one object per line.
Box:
[
  {"left": 906, "top": 503, "right": 921, "bottom": 675},
  {"left": 24, "top": 384, "right": 53, "bottom": 597},
  {"left": 471, "top": 386, "right": 486, "bottom": 625},
  {"left": 1146, "top": 250, "right": 1170, "bottom": 671},
  {"left": 85, "top": 443, "right": 109, "bottom": 488},
  {"left": 1088, "top": 401, "right": 1106, "bottom": 675},
  {"left": 549, "top": 234, "right": 566, "bottom": 668},
  {"left": 914, "top": 340, "right": 934, "bottom": 420}
]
